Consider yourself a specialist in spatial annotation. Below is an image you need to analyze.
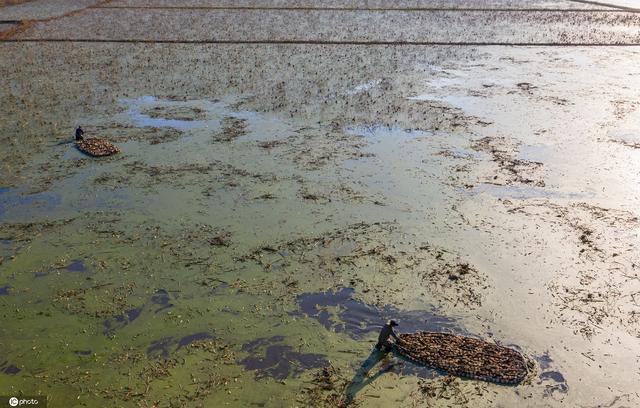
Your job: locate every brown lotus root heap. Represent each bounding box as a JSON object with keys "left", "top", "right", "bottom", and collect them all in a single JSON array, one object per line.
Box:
[
  {"left": 76, "top": 138, "right": 120, "bottom": 157},
  {"left": 395, "top": 332, "right": 528, "bottom": 385}
]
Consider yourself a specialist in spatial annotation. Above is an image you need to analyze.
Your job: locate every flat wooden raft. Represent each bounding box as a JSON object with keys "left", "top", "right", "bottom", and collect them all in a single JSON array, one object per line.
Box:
[
  {"left": 76, "top": 138, "right": 120, "bottom": 157},
  {"left": 395, "top": 332, "right": 528, "bottom": 385}
]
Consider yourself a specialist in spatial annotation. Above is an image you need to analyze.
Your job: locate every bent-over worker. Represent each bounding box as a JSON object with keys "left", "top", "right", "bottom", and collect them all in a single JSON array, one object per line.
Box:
[
  {"left": 375, "top": 319, "right": 399, "bottom": 352},
  {"left": 75, "top": 126, "right": 84, "bottom": 141}
]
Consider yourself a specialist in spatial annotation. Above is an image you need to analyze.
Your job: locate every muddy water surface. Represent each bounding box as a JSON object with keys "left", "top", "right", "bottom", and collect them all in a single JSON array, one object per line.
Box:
[{"left": 0, "top": 39, "right": 639, "bottom": 408}]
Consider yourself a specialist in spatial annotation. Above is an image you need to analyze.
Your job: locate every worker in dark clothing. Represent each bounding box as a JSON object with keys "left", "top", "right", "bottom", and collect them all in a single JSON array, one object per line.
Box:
[
  {"left": 375, "top": 319, "right": 399, "bottom": 352},
  {"left": 75, "top": 126, "right": 84, "bottom": 141}
]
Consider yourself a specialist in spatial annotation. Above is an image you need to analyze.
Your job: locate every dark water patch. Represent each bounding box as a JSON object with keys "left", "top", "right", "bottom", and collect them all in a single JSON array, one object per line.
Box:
[
  {"left": 295, "top": 287, "right": 462, "bottom": 339},
  {"left": 0, "top": 187, "right": 9, "bottom": 195},
  {"left": 2, "top": 365, "right": 20, "bottom": 375},
  {"left": 147, "top": 336, "right": 174, "bottom": 359},
  {"left": 151, "top": 289, "right": 173, "bottom": 313},
  {"left": 535, "top": 352, "right": 568, "bottom": 396},
  {"left": 74, "top": 350, "right": 92, "bottom": 356},
  {"left": 0, "top": 360, "right": 20, "bottom": 375},
  {"left": 208, "top": 282, "right": 229, "bottom": 296},
  {"left": 103, "top": 306, "right": 143, "bottom": 335},
  {"left": 65, "top": 259, "right": 87, "bottom": 273},
  {"left": 536, "top": 352, "right": 553, "bottom": 370},
  {"left": 34, "top": 271, "right": 49, "bottom": 278},
  {"left": 540, "top": 371, "right": 565, "bottom": 383},
  {"left": 177, "top": 332, "right": 212, "bottom": 349},
  {"left": 221, "top": 306, "right": 240, "bottom": 315},
  {"left": 242, "top": 336, "right": 285, "bottom": 353},
  {"left": 0, "top": 285, "right": 11, "bottom": 296},
  {"left": 147, "top": 331, "right": 214, "bottom": 359},
  {"left": 239, "top": 336, "right": 328, "bottom": 380},
  {"left": 0, "top": 190, "right": 61, "bottom": 218},
  {"left": 394, "top": 357, "right": 441, "bottom": 378}
]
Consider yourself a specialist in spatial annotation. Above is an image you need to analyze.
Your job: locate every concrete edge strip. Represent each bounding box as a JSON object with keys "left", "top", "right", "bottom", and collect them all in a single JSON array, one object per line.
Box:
[
  {"left": 88, "top": 6, "right": 635, "bottom": 12},
  {"left": 0, "top": 0, "right": 114, "bottom": 40},
  {"left": 567, "top": 0, "right": 639, "bottom": 11},
  {"left": 1, "top": 38, "right": 640, "bottom": 46}
]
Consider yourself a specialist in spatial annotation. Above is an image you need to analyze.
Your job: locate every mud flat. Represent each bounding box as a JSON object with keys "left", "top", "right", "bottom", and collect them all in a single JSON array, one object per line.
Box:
[{"left": 1, "top": 0, "right": 640, "bottom": 407}]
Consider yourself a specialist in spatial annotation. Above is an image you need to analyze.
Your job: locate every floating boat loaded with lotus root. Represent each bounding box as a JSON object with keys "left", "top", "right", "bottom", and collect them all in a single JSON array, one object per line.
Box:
[
  {"left": 394, "top": 332, "right": 529, "bottom": 385},
  {"left": 76, "top": 137, "right": 120, "bottom": 157}
]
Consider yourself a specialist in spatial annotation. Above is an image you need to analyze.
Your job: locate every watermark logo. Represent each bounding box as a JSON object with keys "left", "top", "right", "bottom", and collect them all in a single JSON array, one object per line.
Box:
[{"left": 1, "top": 396, "right": 45, "bottom": 407}]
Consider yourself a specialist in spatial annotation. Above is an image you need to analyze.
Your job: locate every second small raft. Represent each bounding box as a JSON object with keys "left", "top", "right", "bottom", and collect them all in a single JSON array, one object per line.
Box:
[
  {"left": 394, "top": 332, "right": 528, "bottom": 385},
  {"left": 76, "top": 138, "right": 120, "bottom": 157}
]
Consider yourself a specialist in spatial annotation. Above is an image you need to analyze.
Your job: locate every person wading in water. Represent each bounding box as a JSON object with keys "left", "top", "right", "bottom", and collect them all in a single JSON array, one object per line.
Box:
[
  {"left": 375, "top": 319, "right": 399, "bottom": 352},
  {"left": 75, "top": 126, "right": 84, "bottom": 141}
]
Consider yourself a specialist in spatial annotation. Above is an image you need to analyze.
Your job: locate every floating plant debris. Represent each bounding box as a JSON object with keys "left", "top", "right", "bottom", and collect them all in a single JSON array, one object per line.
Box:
[
  {"left": 395, "top": 332, "right": 528, "bottom": 385},
  {"left": 76, "top": 138, "right": 120, "bottom": 157}
]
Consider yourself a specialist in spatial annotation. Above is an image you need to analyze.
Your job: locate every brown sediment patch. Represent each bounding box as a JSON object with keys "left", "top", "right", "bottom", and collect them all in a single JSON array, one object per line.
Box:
[
  {"left": 0, "top": 217, "right": 75, "bottom": 244},
  {"left": 52, "top": 281, "right": 137, "bottom": 319},
  {"left": 123, "top": 160, "right": 215, "bottom": 182},
  {"left": 414, "top": 376, "right": 488, "bottom": 406},
  {"left": 142, "top": 105, "right": 206, "bottom": 121},
  {"left": 238, "top": 222, "right": 488, "bottom": 309},
  {"left": 610, "top": 99, "right": 639, "bottom": 120},
  {"left": 87, "top": 123, "right": 184, "bottom": 145},
  {"left": 506, "top": 201, "right": 638, "bottom": 259},
  {"left": 503, "top": 199, "right": 640, "bottom": 338},
  {"left": 258, "top": 139, "right": 285, "bottom": 149},
  {"left": 607, "top": 138, "right": 640, "bottom": 149},
  {"left": 213, "top": 116, "right": 247, "bottom": 142},
  {"left": 302, "top": 365, "right": 352, "bottom": 408},
  {"left": 510, "top": 82, "right": 571, "bottom": 105},
  {"left": 92, "top": 335, "right": 235, "bottom": 406},
  {"left": 280, "top": 126, "right": 371, "bottom": 170},
  {"left": 471, "top": 136, "right": 545, "bottom": 187}
]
